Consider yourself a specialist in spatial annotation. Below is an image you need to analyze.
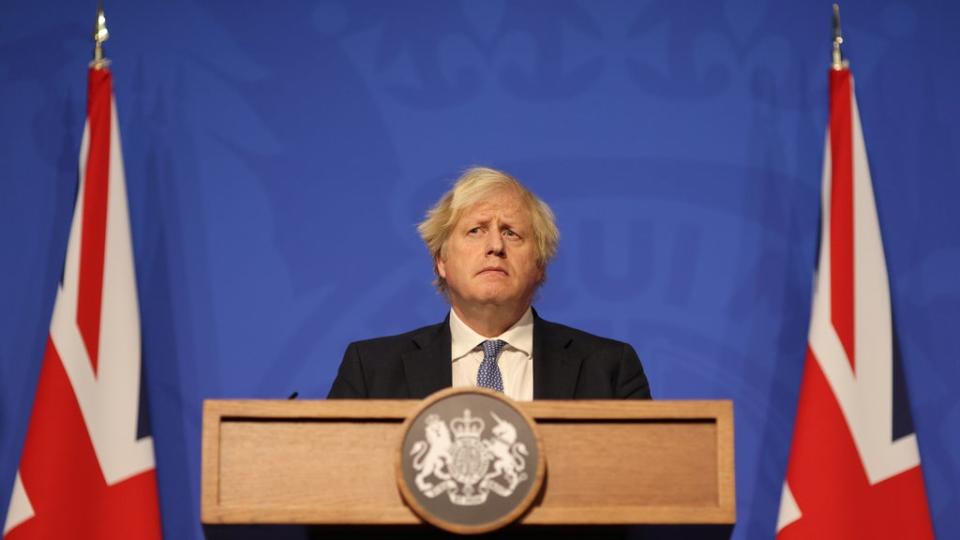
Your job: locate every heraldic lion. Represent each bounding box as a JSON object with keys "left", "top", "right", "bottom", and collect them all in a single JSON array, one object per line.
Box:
[{"left": 410, "top": 414, "right": 453, "bottom": 492}]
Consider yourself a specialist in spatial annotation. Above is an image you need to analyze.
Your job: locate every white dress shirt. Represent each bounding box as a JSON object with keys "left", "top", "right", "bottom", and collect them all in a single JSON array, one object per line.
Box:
[{"left": 450, "top": 307, "right": 534, "bottom": 401}]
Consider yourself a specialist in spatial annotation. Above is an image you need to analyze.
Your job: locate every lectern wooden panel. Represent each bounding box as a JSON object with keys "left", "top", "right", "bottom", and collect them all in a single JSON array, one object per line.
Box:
[{"left": 201, "top": 400, "right": 734, "bottom": 525}]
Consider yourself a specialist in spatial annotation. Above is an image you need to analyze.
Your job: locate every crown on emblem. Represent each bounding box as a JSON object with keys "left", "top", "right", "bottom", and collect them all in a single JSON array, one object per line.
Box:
[{"left": 450, "top": 409, "right": 485, "bottom": 439}]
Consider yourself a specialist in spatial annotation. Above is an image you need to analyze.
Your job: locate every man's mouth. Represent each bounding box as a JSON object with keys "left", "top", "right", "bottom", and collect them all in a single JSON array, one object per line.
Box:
[{"left": 478, "top": 267, "right": 508, "bottom": 276}]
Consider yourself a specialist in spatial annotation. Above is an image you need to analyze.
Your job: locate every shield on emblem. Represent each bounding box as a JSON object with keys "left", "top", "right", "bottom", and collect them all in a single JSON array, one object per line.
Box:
[{"left": 396, "top": 387, "right": 545, "bottom": 534}]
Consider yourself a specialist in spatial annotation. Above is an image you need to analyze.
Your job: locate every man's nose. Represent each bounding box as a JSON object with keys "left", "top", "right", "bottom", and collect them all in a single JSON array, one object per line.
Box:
[{"left": 486, "top": 231, "right": 505, "bottom": 256}]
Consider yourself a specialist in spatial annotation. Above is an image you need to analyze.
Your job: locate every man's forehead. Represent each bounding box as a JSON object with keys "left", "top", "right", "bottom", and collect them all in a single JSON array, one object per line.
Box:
[
  {"left": 459, "top": 196, "right": 530, "bottom": 223},
  {"left": 461, "top": 188, "right": 529, "bottom": 215}
]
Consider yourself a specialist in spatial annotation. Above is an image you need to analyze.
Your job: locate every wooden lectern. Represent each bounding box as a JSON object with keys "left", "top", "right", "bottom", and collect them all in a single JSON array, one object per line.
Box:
[{"left": 201, "top": 400, "right": 734, "bottom": 528}]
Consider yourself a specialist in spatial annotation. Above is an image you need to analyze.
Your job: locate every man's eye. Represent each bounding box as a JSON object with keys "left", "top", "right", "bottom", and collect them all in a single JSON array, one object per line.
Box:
[
  {"left": 467, "top": 227, "right": 482, "bottom": 235},
  {"left": 503, "top": 229, "right": 519, "bottom": 238}
]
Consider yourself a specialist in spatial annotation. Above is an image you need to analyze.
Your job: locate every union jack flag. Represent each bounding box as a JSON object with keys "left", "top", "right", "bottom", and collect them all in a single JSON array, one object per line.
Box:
[
  {"left": 776, "top": 66, "right": 934, "bottom": 539},
  {"left": 3, "top": 66, "right": 163, "bottom": 538}
]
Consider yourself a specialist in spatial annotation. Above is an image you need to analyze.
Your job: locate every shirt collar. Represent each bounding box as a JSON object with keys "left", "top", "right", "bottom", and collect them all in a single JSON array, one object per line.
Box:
[{"left": 449, "top": 307, "right": 534, "bottom": 361}]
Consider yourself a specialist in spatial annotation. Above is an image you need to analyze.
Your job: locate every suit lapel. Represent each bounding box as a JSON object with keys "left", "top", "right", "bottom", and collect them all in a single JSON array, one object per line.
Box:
[
  {"left": 402, "top": 319, "right": 452, "bottom": 399},
  {"left": 532, "top": 312, "right": 582, "bottom": 399}
]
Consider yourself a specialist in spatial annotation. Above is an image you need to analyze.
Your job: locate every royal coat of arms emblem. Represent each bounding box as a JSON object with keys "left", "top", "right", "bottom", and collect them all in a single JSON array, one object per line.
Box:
[
  {"left": 410, "top": 409, "right": 529, "bottom": 505},
  {"left": 397, "top": 388, "right": 544, "bottom": 534}
]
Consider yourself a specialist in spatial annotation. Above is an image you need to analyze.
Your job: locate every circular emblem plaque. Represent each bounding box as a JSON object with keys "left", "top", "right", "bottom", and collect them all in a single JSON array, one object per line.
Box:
[{"left": 396, "top": 387, "right": 545, "bottom": 535}]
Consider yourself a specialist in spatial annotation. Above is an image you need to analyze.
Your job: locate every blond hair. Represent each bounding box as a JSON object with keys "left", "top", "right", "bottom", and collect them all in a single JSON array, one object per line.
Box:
[{"left": 417, "top": 166, "right": 559, "bottom": 292}]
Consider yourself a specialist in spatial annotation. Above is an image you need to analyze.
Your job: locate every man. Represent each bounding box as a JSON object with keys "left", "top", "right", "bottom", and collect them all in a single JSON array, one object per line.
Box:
[{"left": 328, "top": 167, "right": 650, "bottom": 400}]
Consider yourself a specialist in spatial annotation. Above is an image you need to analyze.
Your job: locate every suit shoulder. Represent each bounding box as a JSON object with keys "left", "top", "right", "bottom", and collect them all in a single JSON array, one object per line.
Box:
[
  {"left": 346, "top": 322, "right": 444, "bottom": 353},
  {"left": 538, "top": 318, "right": 630, "bottom": 350}
]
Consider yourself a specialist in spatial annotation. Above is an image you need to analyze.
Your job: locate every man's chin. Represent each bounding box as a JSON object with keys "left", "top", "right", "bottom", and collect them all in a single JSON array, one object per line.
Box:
[
  {"left": 472, "top": 295, "right": 511, "bottom": 306},
  {"left": 459, "top": 290, "right": 518, "bottom": 307},
  {"left": 476, "top": 296, "right": 535, "bottom": 313}
]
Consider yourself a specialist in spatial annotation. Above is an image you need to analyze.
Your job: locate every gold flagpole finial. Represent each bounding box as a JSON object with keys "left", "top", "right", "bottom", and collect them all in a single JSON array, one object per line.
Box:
[
  {"left": 91, "top": 1, "right": 111, "bottom": 69},
  {"left": 831, "top": 3, "right": 847, "bottom": 70}
]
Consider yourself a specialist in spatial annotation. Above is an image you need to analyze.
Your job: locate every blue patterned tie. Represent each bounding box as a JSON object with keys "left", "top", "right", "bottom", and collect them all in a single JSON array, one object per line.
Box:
[{"left": 477, "top": 340, "right": 506, "bottom": 392}]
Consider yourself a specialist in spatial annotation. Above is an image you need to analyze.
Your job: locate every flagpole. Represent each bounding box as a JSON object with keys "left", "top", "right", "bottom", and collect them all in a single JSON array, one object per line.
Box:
[
  {"left": 831, "top": 3, "right": 847, "bottom": 70},
  {"left": 91, "top": 0, "right": 110, "bottom": 69}
]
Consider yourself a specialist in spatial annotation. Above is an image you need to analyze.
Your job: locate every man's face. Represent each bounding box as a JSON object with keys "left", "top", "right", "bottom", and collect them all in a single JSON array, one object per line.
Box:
[{"left": 437, "top": 187, "right": 544, "bottom": 313}]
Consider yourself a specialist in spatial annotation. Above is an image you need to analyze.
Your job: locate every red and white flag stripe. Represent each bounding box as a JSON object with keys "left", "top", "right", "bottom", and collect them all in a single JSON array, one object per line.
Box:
[
  {"left": 776, "top": 68, "right": 933, "bottom": 539},
  {"left": 4, "top": 67, "right": 162, "bottom": 539}
]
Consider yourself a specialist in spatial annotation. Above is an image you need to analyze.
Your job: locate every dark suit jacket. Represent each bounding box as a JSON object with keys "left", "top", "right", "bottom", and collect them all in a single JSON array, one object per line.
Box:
[{"left": 327, "top": 311, "right": 651, "bottom": 399}]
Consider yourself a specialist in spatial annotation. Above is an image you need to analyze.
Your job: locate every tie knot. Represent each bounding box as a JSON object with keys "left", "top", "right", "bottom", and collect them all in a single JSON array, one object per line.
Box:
[{"left": 481, "top": 339, "right": 506, "bottom": 359}]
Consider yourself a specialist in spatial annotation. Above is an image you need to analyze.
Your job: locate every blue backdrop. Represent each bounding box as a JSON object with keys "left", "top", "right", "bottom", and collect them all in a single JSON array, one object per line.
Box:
[{"left": 1, "top": 1, "right": 957, "bottom": 538}]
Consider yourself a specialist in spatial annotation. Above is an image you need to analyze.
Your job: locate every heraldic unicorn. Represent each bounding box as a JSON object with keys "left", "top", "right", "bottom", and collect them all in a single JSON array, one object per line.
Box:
[{"left": 410, "top": 408, "right": 529, "bottom": 506}]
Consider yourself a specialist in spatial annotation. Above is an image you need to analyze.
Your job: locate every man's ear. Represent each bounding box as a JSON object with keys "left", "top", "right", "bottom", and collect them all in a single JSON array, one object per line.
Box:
[{"left": 436, "top": 257, "right": 447, "bottom": 279}]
